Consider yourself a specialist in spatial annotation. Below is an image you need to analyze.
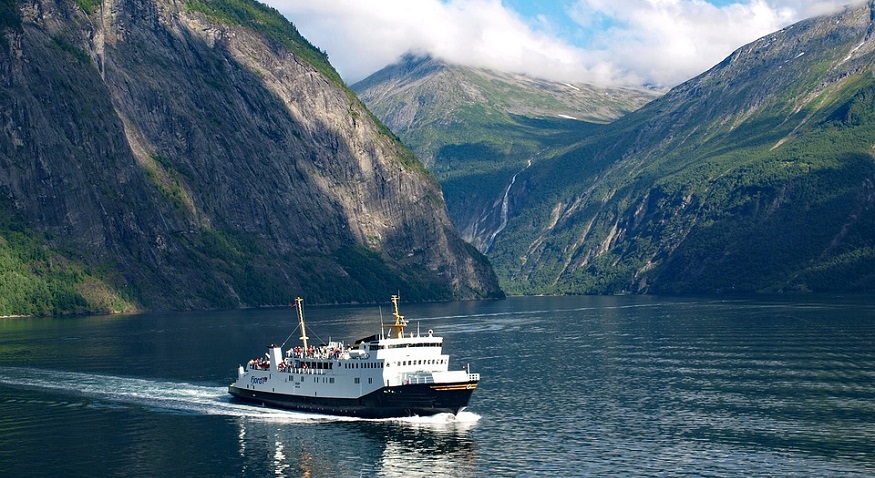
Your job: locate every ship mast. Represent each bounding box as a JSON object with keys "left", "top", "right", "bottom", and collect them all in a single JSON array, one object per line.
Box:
[
  {"left": 387, "top": 295, "right": 408, "bottom": 338},
  {"left": 295, "top": 297, "right": 309, "bottom": 349}
]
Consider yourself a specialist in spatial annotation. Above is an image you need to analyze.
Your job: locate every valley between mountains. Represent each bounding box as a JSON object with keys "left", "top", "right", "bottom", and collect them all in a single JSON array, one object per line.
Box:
[
  {"left": 2, "top": 0, "right": 874, "bottom": 317},
  {"left": 356, "top": 2, "right": 875, "bottom": 295}
]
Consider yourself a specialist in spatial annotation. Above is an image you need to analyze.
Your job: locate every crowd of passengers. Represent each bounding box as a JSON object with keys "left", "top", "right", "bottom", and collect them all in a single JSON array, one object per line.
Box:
[
  {"left": 287, "top": 344, "right": 346, "bottom": 360},
  {"left": 248, "top": 344, "right": 352, "bottom": 370}
]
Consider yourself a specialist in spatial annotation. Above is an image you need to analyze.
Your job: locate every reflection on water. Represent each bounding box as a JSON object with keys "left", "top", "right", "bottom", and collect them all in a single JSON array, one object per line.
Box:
[
  {"left": 0, "top": 365, "right": 480, "bottom": 477},
  {"left": 233, "top": 413, "right": 479, "bottom": 477}
]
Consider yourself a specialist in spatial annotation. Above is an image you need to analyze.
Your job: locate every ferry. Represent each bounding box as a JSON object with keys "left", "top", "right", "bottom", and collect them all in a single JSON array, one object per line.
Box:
[{"left": 228, "top": 296, "right": 480, "bottom": 418}]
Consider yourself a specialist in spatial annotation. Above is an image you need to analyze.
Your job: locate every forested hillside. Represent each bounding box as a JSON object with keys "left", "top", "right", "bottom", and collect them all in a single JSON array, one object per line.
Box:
[{"left": 490, "top": 2, "right": 875, "bottom": 294}]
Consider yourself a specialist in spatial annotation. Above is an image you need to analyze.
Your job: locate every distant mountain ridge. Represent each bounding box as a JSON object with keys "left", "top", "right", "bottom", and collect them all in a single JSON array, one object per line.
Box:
[
  {"left": 489, "top": 1, "right": 875, "bottom": 294},
  {"left": 354, "top": 55, "right": 659, "bottom": 157},
  {"left": 0, "top": 0, "right": 502, "bottom": 315},
  {"left": 353, "top": 55, "right": 659, "bottom": 251}
]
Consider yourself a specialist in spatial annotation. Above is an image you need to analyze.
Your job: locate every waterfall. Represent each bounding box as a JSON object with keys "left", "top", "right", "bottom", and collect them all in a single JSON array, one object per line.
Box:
[{"left": 483, "top": 158, "right": 532, "bottom": 253}]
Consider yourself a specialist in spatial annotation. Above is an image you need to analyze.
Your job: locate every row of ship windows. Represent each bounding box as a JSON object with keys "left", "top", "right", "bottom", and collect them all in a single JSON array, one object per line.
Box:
[
  {"left": 341, "top": 359, "right": 446, "bottom": 369},
  {"left": 343, "top": 362, "right": 382, "bottom": 369},
  {"left": 295, "top": 359, "right": 447, "bottom": 371},
  {"left": 394, "top": 359, "right": 446, "bottom": 367},
  {"left": 368, "top": 343, "right": 440, "bottom": 350},
  {"left": 297, "top": 376, "right": 376, "bottom": 385},
  {"left": 291, "top": 358, "right": 447, "bottom": 381}
]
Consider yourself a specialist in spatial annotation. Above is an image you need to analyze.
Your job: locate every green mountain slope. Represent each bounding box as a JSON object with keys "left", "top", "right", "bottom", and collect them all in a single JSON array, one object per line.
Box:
[
  {"left": 353, "top": 55, "right": 659, "bottom": 251},
  {"left": 0, "top": 0, "right": 502, "bottom": 315},
  {"left": 491, "top": 1, "right": 875, "bottom": 294}
]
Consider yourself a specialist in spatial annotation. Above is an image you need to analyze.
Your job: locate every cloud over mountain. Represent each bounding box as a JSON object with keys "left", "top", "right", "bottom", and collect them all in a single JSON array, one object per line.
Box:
[{"left": 268, "top": 0, "right": 861, "bottom": 87}]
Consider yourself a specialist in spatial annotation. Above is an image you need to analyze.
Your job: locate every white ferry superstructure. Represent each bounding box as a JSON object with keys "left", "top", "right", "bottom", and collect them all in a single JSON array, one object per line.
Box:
[{"left": 228, "top": 296, "right": 479, "bottom": 418}]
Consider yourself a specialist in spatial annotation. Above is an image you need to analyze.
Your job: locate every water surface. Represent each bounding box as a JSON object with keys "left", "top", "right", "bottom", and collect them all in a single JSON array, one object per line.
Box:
[{"left": 0, "top": 295, "right": 873, "bottom": 476}]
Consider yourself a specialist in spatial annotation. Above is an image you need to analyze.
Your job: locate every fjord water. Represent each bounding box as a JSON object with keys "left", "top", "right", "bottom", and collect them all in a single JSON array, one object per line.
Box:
[{"left": 1, "top": 295, "right": 873, "bottom": 477}]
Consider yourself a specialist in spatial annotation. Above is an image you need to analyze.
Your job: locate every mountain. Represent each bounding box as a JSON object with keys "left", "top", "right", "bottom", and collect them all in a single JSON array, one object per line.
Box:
[
  {"left": 353, "top": 55, "right": 659, "bottom": 251},
  {"left": 0, "top": 0, "right": 502, "bottom": 316},
  {"left": 490, "top": 1, "right": 875, "bottom": 294}
]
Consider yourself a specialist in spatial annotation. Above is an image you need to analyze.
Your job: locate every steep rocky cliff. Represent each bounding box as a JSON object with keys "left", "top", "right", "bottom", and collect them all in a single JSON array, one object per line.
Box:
[{"left": 0, "top": 0, "right": 502, "bottom": 314}]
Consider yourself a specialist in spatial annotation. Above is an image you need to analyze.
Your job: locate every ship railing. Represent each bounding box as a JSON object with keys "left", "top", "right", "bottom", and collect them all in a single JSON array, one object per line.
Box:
[
  {"left": 287, "top": 367, "right": 326, "bottom": 375},
  {"left": 402, "top": 374, "right": 435, "bottom": 385}
]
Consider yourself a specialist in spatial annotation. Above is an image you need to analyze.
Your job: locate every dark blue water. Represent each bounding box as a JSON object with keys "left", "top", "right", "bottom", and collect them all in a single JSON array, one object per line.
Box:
[{"left": 1, "top": 295, "right": 873, "bottom": 476}]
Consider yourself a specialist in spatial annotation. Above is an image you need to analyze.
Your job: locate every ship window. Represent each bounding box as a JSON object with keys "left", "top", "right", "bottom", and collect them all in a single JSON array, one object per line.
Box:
[
  {"left": 354, "top": 378, "right": 360, "bottom": 384},
  {"left": 330, "top": 378, "right": 334, "bottom": 383},
  {"left": 368, "top": 378, "right": 373, "bottom": 384}
]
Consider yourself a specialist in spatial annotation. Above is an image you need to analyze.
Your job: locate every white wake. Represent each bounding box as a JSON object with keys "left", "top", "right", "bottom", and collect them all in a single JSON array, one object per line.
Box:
[{"left": 0, "top": 366, "right": 481, "bottom": 427}]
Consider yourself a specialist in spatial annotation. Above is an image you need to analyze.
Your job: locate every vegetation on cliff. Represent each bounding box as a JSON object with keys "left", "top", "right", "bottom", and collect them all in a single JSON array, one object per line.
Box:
[
  {"left": 353, "top": 55, "right": 658, "bottom": 251},
  {"left": 489, "top": 4, "right": 875, "bottom": 295},
  {"left": 184, "top": 0, "right": 342, "bottom": 88},
  {"left": 0, "top": 0, "right": 503, "bottom": 316}
]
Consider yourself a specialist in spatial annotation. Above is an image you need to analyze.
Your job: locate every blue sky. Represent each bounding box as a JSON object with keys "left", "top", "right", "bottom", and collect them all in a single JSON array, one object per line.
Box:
[{"left": 266, "top": 0, "right": 863, "bottom": 88}]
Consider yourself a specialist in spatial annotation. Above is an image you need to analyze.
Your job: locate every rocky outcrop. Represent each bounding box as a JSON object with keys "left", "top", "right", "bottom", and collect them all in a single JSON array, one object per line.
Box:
[{"left": 0, "top": 0, "right": 502, "bottom": 313}]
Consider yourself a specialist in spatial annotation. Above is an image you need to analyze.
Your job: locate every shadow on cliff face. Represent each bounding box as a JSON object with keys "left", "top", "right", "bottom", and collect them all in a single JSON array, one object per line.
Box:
[{"left": 0, "top": 0, "right": 501, "bottom": 313}]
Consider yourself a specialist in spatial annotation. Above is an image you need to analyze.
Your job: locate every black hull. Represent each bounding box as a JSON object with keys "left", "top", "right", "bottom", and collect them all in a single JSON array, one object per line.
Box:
[{"left": 228, "top": 381, "right": 477, "bottom": 419}]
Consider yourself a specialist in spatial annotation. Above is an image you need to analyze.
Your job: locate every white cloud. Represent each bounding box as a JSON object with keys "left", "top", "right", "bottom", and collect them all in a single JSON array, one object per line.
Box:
[
  {"left": 265, "top": 0, "right": 865, "bottom": 87},
  {"left": 568, "top": 0, "right": 860, "bottom": 86},
  {"left": 268, "top": 0, "right": 611, "bottom": 84}
]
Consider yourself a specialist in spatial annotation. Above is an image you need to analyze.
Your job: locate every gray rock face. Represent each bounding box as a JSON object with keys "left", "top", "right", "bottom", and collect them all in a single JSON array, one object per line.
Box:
[{"left": 0, "top": 0, "right": 502, "bottom": 311}]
